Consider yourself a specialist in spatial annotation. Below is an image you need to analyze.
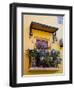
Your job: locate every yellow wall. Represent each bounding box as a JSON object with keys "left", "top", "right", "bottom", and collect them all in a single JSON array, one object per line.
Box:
[{"left": 23, "top": 15, "right": 63, "bottom": 75}]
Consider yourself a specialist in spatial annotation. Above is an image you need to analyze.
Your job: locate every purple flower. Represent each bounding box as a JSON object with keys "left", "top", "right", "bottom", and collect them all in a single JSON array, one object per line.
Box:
[{"left": 51, "top": 49, "right": 56, "bottom": 55}]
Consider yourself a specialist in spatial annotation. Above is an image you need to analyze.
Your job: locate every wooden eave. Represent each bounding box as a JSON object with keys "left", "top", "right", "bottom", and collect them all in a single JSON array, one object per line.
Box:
[{"left": 30, "top": 22, "right": 58, "bottom": 36}]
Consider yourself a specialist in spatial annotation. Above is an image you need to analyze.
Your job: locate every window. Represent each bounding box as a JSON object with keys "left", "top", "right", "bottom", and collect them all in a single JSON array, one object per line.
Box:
[{"left": 36, "top": 39, "right": 48, "bottom": 49}]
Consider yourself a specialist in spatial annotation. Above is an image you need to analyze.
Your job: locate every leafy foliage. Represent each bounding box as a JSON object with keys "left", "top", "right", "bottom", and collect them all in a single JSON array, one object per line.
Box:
[{"left": 30, "top": 48, "right": 62, "bottom": 68}]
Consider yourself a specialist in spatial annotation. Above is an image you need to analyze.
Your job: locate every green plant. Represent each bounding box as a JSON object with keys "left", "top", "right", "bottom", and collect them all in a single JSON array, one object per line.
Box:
[{"left": 30, "top": 48, "right": 37, "bottom": 58}]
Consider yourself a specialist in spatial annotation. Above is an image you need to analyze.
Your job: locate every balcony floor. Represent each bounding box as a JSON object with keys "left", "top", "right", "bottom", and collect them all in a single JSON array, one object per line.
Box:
[{"left": 29, "top": 67, "right": 60, "bottom": 71}]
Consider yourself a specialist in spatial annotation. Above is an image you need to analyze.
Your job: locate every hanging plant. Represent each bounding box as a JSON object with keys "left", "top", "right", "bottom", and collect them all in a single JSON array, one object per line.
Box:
[
  {"left": 53, "top": 32, "right": 57, "bottom": 43},
  {"left": 59, "top": 39, "right": 63, "bottom": 47}
]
